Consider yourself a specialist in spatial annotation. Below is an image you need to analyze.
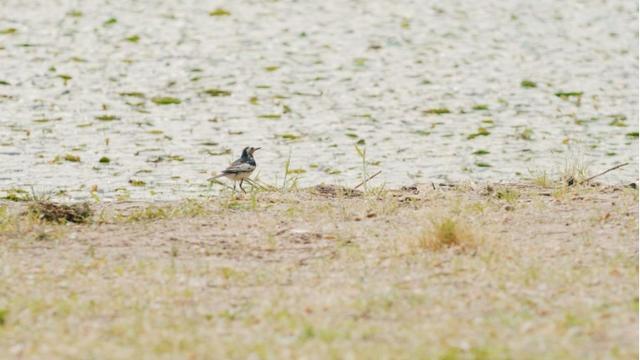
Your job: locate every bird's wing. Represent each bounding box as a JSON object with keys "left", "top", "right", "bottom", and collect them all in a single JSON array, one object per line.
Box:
[{"left": 222, "top": 162, "right": 256, "bottom": 174}]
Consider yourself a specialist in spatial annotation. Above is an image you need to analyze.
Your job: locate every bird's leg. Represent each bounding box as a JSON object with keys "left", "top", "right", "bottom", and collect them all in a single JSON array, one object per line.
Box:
[{"left": 239, "top": 179, "right": 246, "bottom": 193}]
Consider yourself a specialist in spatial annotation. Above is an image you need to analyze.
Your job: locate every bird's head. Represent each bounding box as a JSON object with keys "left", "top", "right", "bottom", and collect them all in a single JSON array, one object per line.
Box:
[{"left": 242, "top": 146, "right": 261, "bottom": 157}]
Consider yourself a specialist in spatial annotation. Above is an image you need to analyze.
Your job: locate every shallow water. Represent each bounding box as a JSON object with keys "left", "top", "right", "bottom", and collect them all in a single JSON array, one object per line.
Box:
[{"left": 0, "top": 0, "right": 638, "bottom": 200}]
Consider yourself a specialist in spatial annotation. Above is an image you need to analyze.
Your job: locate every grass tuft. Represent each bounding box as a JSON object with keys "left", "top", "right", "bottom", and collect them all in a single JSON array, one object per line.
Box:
[
  {"left": 28, "top": 202, "right": 93, "bottom": 223},
  {"left": 415, "top": 216, "right": 478, "bottom": 251}
]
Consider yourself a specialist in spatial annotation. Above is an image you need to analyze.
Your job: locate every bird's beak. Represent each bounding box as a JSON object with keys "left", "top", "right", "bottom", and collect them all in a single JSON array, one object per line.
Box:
[{"left": 253, "top": 147, "right": 261, "bottom": 152}]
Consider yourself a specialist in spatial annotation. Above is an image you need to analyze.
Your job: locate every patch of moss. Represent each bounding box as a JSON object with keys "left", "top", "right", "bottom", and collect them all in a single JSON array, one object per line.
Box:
[
  {"left": 472, "top": 104, "right": 488, "bottom": 111},
  {"left": 626, "top": 132, "right": 638, "bottom": 139},
  {"left": 99, "top": 156, "right": 111, "bottom": 164}
]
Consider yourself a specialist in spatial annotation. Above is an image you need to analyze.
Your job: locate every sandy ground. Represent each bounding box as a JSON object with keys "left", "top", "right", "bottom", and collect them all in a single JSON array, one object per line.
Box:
[{"left": 0, "top": 183, "right": 638, "bottom": 358}]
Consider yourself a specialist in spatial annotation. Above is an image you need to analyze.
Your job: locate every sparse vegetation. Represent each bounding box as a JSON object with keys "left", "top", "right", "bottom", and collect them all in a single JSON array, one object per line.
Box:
[
  {"left": 414, "top": 216, "right": 478, "bottom": 251},
  {"left": 0, "top": 185, "right": 636, "bottom": 358},
  {"left": 28, "top": 201, "right": 93, "bottom": 223}
]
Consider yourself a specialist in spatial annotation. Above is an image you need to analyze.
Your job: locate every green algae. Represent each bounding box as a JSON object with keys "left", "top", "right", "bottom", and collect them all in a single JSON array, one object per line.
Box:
[
  {"left": 103, "top": 17, "right": 117, "bottom": 26},
  {"left": 204, "top": 88, "right": 231, "bottom": 97},
  {"left": 472, "top": 149, "right": 490, "bottom": 155},
  {"left": 129, "top": 179, "right": 146, "bottom": 187},
  {"left": 279, "top": 133, "right": 302, "bottom": 141},
  {"left": 125, "top": 35, "right": 140, "bottom": 43},
  {"left": 467, "top": 127, "right": 490, "bottom": 140},
  {"left": 0, "top": 28, "right": 17, "bottom": 35},
  {"left": 258, "top": 114, "right": 281, "bottom": 120},
  {"left": 209, "top": 8, "right": 231, "bottom": 16},
  {"left": 95, "top": 115, "right": 119, "bottom": 121},
  {"left": 423, "top": 108, "right": 450, "bottom": 115},
  {"left": 520, "top": 80, "right": 537, "bottom": 88},
  {"left": 120, "top": 92, "right": 145, "bottom": 98},
  {"left": 151, "top": 97, "right": 181, "bottom": 105}
]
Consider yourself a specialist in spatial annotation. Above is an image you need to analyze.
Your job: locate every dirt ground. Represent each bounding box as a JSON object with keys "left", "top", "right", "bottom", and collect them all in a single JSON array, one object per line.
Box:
[{"left": 0, "top": 183, "right": 638, "bottom": 359}]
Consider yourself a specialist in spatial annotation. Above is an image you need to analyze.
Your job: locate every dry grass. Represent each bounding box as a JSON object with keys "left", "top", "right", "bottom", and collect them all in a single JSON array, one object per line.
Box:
[
  {"left": 414, "top": 216, "right": 479, "bottom": 251},
  {"left": 0, "top": 184, "right": 637, "bottom": 359}
]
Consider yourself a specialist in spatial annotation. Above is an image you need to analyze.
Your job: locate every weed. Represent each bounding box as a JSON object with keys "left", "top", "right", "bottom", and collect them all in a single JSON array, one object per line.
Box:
[
  {"left": 28, "top": 202, "right": 93, "bottom": 223},
  {"left": 354, "top": 144, "right": 369, "bottom": 191},
  {"left": 496, "top": 188, "right": 519, "bottom": 204},
  {"left": 415, "top": 216, "right": 478, "bottom": 251},
  {"left": 530, "top": 170, "right": 552, "bottom": 188}
]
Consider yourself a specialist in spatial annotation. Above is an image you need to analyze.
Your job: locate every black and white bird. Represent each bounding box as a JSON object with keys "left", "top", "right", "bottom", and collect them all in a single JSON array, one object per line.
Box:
[{"left": 210, "top": 146, "right": 260, "bottom": 192}]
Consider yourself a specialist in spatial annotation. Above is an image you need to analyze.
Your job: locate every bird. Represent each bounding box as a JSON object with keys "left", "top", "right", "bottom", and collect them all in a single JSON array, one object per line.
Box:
[{"left": 209, "top": 146, "right": 260, "bottom": 193}]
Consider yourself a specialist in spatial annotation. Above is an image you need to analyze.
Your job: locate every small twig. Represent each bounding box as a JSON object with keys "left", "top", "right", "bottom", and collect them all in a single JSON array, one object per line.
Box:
[
  {"left": 354, "top": 170, "right": 382, "bottom": 190},
  {"left": 578, "top": 163, "right": 629, "bottom": 185}
]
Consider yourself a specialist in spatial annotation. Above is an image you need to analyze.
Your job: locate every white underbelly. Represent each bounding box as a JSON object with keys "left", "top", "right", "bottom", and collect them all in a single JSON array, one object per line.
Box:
[{"left": 224, "top": 172, "right": 251, "bottom": 181}]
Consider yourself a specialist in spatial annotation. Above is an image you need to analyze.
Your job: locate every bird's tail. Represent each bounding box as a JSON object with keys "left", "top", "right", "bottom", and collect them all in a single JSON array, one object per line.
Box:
[{"left": 207, "top": 173, "right": 225, "bottom": 182}]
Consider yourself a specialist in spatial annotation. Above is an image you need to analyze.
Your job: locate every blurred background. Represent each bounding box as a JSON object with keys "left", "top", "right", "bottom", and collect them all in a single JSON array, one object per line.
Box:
[{"left": 0, "top": 0, "right": 637, "bottom": 200}]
